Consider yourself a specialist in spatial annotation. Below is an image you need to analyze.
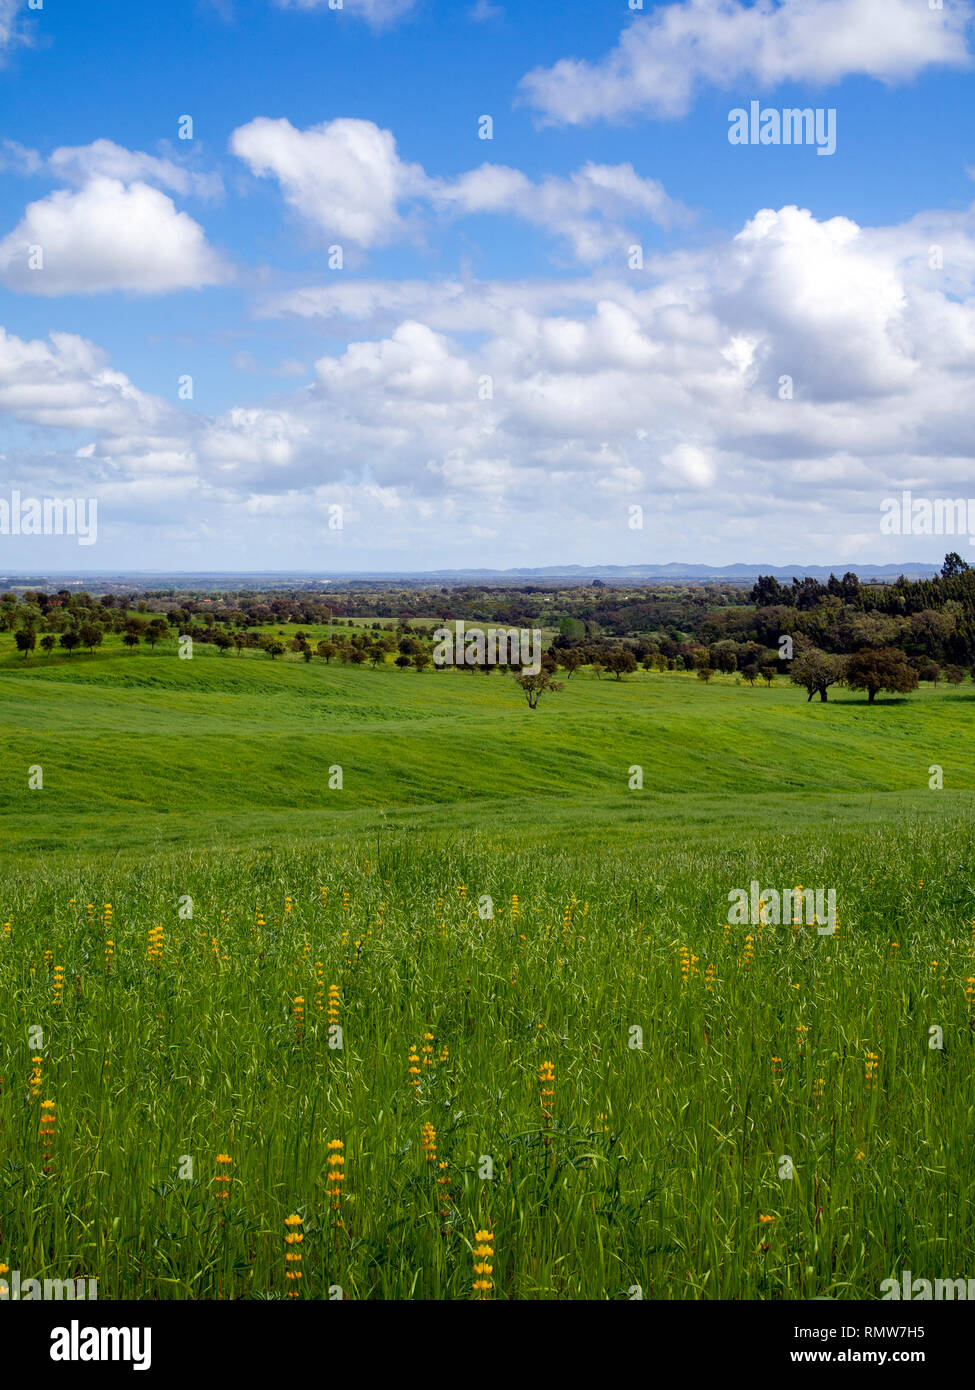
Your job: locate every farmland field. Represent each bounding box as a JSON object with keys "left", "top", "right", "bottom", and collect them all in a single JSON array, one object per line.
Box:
[{"left": 1, "top": 638, "right": 974, "bottom": 1299}]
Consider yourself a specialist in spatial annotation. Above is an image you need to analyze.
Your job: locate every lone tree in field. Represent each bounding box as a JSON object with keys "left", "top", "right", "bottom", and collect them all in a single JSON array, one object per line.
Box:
[
  {"left": 80, "top": 623, "right": 104, "bottom": 654},
  {"left": 844, "top": 647, "right": 919, "bottom": 703},
  {"left": 604, "top": 649, "right": 638, "bottom": 681},
  {"left": 515, "top": 670, "right": 564, "bottom": 709},
  {"left": 559, "top": 649, "right": 583, "bottom": 678},
  {"left": 697, "top": 666, "right": 714, "bottom": 684},
  {"left": 790, "top": 647, "right": 844, "bottom": 702},
  {"left": 14, "top": 627, "right": 36, "bottom": 660}
]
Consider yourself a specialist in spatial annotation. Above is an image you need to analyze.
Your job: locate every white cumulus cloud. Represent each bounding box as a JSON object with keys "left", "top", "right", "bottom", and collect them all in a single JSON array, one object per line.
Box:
[
  {"left": 432, "top": 160, "right": 687, "bottom": 260},
  {"left": 230, "top": 116, "right": 426, "bottom": 247},
  {"left": 48, "top": 139, "right": 223, "bottom": 199},
  {"left": 8, "top": 196, "right": 975, "bottom": 565},
  {"left": 0, "top": 178, "right": 229, "bottom": 295},
  {"left": 232, "top": 116, "right": 684, "bottom": 261},
  {"left": 520, "top": 0, "right": 973, "bottom": 124}
]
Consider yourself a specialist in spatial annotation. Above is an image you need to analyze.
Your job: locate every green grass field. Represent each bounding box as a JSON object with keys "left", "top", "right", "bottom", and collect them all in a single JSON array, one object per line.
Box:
[
  {"left": 1, "top": 636, "right": 973, "bottom": 1298},
  {"left": 2, "top": 632, "right": 974, "bottom": 855}
]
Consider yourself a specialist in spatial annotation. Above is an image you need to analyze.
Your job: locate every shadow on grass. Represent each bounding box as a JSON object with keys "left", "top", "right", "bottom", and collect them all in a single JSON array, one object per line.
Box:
[
  {"left": 827, "top": 690, "right": 975, "bottom": 707},
  {"left": 826, "top": 696, "right": 914, "bottom": 707}
]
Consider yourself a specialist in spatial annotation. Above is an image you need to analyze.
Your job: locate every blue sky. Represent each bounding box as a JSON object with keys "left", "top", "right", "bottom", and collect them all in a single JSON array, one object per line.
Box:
[{"left": 1, "top": 0, "right": 975, "bottom": 571}]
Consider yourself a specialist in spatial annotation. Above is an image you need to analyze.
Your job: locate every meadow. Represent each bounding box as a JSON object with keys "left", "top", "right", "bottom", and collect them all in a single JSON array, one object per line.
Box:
[{"left": 1, "top": 633, "right": 974, "bottom": 1299}]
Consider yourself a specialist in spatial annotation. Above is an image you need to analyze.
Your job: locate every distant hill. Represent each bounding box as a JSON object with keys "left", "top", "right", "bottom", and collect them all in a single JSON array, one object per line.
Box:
[
  {"left": 409, "top": 562, "right": 941, "bottom": 583},
  {"left": 0, "top": 561, "right": 942, "bottom": 590}
]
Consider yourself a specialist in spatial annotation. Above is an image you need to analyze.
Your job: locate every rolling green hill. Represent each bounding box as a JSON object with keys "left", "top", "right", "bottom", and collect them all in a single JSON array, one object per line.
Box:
[
  {"left": 2, "top": 633, "right": 975, "bottom": 1300},
  {"left": 1, "top": 637, "right": 972, "bottom": 859}
]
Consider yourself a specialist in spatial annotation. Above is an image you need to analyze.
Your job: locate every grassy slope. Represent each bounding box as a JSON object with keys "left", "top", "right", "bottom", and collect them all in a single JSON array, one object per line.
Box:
[
  {"left": 1, "top": 637, "right": 972, "bottom": 859},
  {"left": 2, "top": 637, "right": 975, "bottom": 1298}
]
